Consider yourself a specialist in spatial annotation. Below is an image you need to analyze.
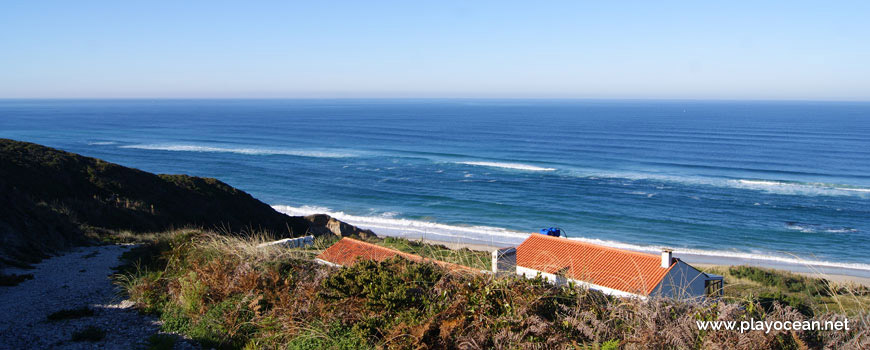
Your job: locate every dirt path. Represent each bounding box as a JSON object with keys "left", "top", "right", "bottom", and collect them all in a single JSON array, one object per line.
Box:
[{"left": 0, "top": 245, "right": 197, "bottom": 349}]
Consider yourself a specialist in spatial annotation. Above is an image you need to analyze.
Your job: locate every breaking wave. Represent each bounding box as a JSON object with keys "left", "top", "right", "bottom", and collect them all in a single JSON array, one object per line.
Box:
[
  {"left": 273, "top": 204, "right": 530, "bottom": 243},
  {"left": 273, "top": 204, "right": 870, "bottom": 272},
  {"left": 730, "top": 179, "right": 870, "bottom": 197},
  {"left": 565, "top": 236, "right": 870, "bottom": 272},
  {"left": 121, "top": 142, "right": 869, "bottom": 197},
  {"left": 120, "top": 144, "right": 353, "bottom": 158},
  {"left": 457, "top": 161, "right": 556, "bottom": 172},
  {"left": 785, "top": 222, "right": 859, "bottom": 234},
  {"left": 567, "top": 169, "right": 870, "bottom": 198}
]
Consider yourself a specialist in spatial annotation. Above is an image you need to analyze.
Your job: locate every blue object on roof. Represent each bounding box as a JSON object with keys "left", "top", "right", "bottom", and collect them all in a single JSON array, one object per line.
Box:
[{"left": 540, "top": 227, "right": 562, "bottom": 237}]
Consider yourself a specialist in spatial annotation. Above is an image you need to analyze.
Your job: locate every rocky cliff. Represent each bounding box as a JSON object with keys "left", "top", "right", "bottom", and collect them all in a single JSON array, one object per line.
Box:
[{"left": 0, "top": 139, "right": 374, "bottom": 268}]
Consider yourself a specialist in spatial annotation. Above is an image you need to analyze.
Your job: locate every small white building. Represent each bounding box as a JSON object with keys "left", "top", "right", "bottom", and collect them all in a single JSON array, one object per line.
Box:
[
  {"left": 497, "top": 234, "right": 722, "bottom": 299},
  {"left": 257, "top": 235, "right": 315, "bottom": 248}
]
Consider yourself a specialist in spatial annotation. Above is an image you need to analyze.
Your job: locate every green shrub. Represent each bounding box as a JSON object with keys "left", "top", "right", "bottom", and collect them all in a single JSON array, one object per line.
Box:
[
  {"left": 186, "top": 296, "right": 257, "bottom": 349},
  {"left": 143, "top": 334, "right": 177, "bottom": 350},
  {"left": 729, "top": 265, "right": 830, "bottom": 296},
  {"left": 116, "top": 230, "right": 868, "bottom": 350},
  {"left": 160, "top": 304, "right": 192, "bottom": 334},
  {"left": 756, "top": 291, "right": 813, "bottom": 316},
  {"left": 286, "top": 322, "right": 372, "bottom": 350},
  {"left": 601, "top": 339, "right": 620, "bottom": 350},
  {"left": 320, "top": 257, "right": 442, "bottom": 314}
]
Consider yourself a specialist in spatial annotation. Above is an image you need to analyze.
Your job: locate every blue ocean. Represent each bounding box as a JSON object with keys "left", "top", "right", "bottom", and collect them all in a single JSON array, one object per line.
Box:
[{"left": 2, "top": 99, "right": 869, "bottom": 273}]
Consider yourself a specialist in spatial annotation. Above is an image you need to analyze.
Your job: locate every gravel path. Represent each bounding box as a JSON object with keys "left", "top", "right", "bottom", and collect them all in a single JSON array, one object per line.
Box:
[{"left": 0, "top": 245, "right": 198, "bottom": 349}]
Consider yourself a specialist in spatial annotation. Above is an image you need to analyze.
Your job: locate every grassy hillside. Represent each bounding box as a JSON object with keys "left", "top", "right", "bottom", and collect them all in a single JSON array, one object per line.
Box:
[
  {"left": 118, "top": 230, "right": 868, "bottom": 350},
  {"left": 701, "top": 265, "right": 870, "bottom": 318},
  {"left": 373, "top": 236, "right": 491, "bottom": 271},
  {"left": 0, "top": 139, "right": 373, "bottom": 268}
]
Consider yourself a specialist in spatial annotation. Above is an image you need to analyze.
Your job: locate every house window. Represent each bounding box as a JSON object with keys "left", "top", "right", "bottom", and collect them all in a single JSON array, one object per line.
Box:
[{"left": 704, "top": 279, "right": 723, "bottom": 297}]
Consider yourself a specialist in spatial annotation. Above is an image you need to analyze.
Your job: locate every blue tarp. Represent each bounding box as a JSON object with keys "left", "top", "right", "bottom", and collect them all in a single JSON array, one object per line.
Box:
[{"left": 540, "top": 227, "right": 562, "bottom": 237}]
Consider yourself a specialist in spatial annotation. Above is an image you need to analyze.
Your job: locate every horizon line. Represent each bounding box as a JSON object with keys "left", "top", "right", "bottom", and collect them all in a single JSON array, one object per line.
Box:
[{"left": 2, "top": 97, "right": 870, "bottom": 103}]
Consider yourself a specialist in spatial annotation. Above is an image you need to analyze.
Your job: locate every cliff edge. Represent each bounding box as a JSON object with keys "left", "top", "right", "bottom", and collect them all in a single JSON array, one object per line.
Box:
[{"left": 0, "top": 139, "right": 374, "bottom": 268}]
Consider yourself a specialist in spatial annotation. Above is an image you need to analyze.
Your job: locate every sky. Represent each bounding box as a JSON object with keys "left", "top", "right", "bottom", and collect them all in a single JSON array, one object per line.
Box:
[{"left": 1, "top": 1, "right": 869, "bottom": 100}]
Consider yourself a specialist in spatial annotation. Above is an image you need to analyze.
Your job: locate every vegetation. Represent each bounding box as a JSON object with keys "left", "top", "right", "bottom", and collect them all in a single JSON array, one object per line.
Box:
[
  {"left": 701, "top": 265, "right": 870, "bottom": 317},
  {"left": 143, "top": 334, "right": 178, "bottom": 350},
  {"left": 117, "top": 230, "right": 868, "bottom": 349},
  {"left": 730, "top": 265, "right": 833, "bottom": 294},
  {"left": 47, "top": 307, "right": 94, "bottom": 321},
  {"left": 370, "top": 236, "right": 491, "bottom": 270},
  {"left": 5, "top": 139, "right": 865, "bottom": 348},
  {"left": 0, "top": 138, "right": 372, "bottom": 269}
]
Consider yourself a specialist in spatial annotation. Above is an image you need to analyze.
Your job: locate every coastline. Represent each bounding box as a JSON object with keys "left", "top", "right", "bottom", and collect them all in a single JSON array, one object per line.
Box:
[
  {"left": 412, "top": 238, "right": 502, "bottom": 252},
  {"left": 673, "top": 251, "right": 870, "bottom": 283},
  {"left": 272, "top": 205, "right": 870, "bottom": 282},
  {"left": 412, "top": 237, "right": 870, "bottom": 287},
  {"left": 691, "top": 264, "right": 870, "bottom": 287}
]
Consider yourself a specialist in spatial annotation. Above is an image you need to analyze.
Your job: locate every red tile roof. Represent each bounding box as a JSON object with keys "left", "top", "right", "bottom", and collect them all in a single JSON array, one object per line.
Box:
[
  {"left": 316, "top": 237, "right": 476, "bottom": 272},
  {"left": 516, "top": 235, "right": 674, "bottom": 295}
]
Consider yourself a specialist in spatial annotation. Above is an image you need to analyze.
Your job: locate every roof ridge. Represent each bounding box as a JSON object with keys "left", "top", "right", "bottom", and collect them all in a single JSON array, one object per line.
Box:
[
  {"left": 340, "top": 237, "right": 389, "bottom": 250},
  {"left": 335, "top": 237, "right": 419, "bottom": 261},
  {"left": 339, "top": 237, "right": 433, "bottom": 261},
  {"left": 531, "top": 234, "right": 665, "bottom": 261},
  {"left": 518, "top": 234, "right": 678, "bottom": 295},
  {"left": 326, "top": 237, "right": 476, "bottom": 272}
]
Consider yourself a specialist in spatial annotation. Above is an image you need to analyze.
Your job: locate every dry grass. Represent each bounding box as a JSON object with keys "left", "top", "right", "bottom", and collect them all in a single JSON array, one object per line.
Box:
[
  {"left": 369, "top": 236, "right": 491, "bottom": 270},
  {"left": 117, "top": 230, "right": 870, "bottom": 350},
  {"left": 701, "top": 265, "right": 870, "bottom": 317}
]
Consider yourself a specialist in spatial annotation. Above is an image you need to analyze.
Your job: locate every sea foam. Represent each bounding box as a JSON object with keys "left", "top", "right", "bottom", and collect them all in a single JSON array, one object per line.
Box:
[
  {"left": 273, "top": 204, "right": 870, "bottom": 273},
  {"left": 457, "top": 161, "right": 556, "bottom": 172},
  {"left": 566, "top": 236, "right": 870, "bottom": 272},
  {"left": 120, "top": 144, "right": 353, "bottom": 158},
  {"left": 566, "top": 169, "right": 870, "bottom": 198},
  {"left": 731, "top": 179, "right": 870, "bottom": 196},
  {"left": 273, "top": 205, "right": 531, "bottom": 243}
]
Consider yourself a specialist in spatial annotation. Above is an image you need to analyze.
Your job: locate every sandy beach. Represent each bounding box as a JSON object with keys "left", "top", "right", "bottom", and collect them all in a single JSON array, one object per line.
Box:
[
  {"left": 692, "top": 263, "right": 870, "bottom": 287},
  {"left": 412, "top": 238, "right": 501, "bottom": 252},
  {"left": 415, "top": 237, "right": 870, "bottom": 287}
]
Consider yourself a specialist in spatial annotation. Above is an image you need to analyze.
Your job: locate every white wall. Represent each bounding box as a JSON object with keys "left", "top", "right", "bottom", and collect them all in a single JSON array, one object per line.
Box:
[
  {"left": 516, "top": 265, "right": 645, "bottom": 299},
  {"left": 492, "top": 247, "right": 516, "bottom": 274}
]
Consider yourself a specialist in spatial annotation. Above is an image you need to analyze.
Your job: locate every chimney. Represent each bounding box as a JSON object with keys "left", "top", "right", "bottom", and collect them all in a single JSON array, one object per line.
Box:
[
  {"left": 661, "top": 249, "right": 673, "bottom": 268},
  {"left": 491, "top": 247, "right": 517, "bottom": 274}
]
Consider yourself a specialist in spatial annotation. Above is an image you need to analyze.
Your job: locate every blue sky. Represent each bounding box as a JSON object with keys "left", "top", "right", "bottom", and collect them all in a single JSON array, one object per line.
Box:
[{"left": 1, "top": 1, "right": 868, "bottom": 100}]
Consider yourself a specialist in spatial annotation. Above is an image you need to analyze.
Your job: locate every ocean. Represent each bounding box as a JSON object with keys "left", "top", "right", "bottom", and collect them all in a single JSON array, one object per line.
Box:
[{"left": 2, "top": 99, "right": 869, "bottom": 274}]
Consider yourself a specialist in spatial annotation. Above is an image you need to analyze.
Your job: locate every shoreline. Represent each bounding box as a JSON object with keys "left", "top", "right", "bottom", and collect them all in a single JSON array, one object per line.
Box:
[
  {"left": 412, "top": 238, "right": 502, "bottom": 252},
  {"left": 412, "top": 237, "right": 870, "bottom": 286},
  {"left": 274, "top": 205, "right": 870, "bottom": 282},
  {"left": 672, "top": 251, "right": 870, "bottom": 284},
  {"left": 691, "top": 263, "right": 870, "bottom": 287}
]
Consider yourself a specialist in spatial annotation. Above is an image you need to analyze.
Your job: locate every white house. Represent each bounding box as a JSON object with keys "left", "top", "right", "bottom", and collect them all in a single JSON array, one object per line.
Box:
[{"left": 497, "top": 234, "right": 723, "bottom": 299}]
